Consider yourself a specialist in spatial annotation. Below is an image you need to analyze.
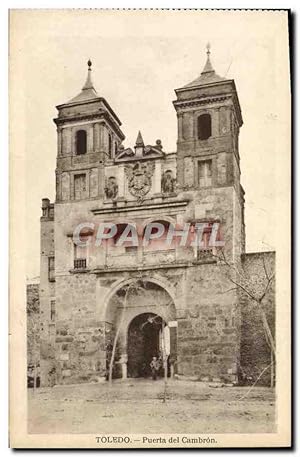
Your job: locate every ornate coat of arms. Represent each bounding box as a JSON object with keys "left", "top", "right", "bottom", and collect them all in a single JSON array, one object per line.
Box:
[{"left": 125, "top": 162, "right": 155, "bottom": 199}]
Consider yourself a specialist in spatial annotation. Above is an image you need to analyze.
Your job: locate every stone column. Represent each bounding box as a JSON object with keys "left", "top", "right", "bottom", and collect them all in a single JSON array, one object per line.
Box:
[
  {"left": 169, "top": 323, "right": 178, "bottom": 377},
  {"left": 72, "top": 127, "right": 76, "bottom": 154},
  {"left": 55, "top": 169, "right": 61, "bottom": 202},
  {"left": 94, "top": 123, "right": 100, "bottom": 151},
  {"left": 177, "top": 113, "right": 183, "bottom": 141},
  {"left": 153, "top": 161, "right": 161, "bottom": 194},
  {"left": 117, "top": 165, "right": 124, "bottom": 198},
  {"left": 62, "top": 127, "right": 72, "bottom": 155},
  {"left": 99, "top": 124, "right": 106, "bottom": 151},
  {"left": 88, "top": 125, "right": 94, "bottom": 153},
  {"left": 57, "top": 128, "right": 62, "bottom": 156},
  {"left": 212, "top": 109, "right": 219, "bottom": 137},
  {"left": 117, "top": 332, "right": 128, "bottom": 380},
  {"left": 170, "top": 363, "right": 175, "bottom": 379},
  {"left": 120, "top": 354, "right": 128, "bottom": 380}
]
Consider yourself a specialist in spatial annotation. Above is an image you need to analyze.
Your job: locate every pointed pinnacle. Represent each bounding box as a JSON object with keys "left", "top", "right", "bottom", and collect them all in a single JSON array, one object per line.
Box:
[
  {"left": 201, "top": 44, "right": 214, "bottom": 74},
  {"left": 135, "top": 130, "right": 144, "bottom": 146},
  {"left": 82, "top": 59, "right": 94, "bottom": 90}
]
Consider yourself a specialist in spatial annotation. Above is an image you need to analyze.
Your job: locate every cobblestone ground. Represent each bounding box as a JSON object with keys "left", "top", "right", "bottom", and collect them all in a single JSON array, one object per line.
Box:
[{"left": 28, "top": 379, "right": 275, "bottom": 434}]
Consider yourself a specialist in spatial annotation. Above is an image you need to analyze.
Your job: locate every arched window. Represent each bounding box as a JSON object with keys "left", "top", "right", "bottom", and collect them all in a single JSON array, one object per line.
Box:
[
  {"left": 112, "top": 223, "right": 138, "bottom": 253},
  {"left": 76, "top": 130, "right": 87, "bottom": 155},
  {"left": 113, "top": 223, "right": 129, "bottom": 245},
  {"left": 143, "top": 220, "right": 172, "bottom": 251},
  {"left": 198, "top": 114, "right": 212, "bottom": 140}
]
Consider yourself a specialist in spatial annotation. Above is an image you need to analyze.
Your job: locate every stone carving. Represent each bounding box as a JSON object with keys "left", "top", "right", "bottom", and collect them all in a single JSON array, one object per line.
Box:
[
  {"left": 161, "top": 170, "right": 176, "bottom": 193},
  {"left": 105, "top": 176, "right": 118, "bottom": 200},
  {"left": 125, "top": 162, "right": 155, "bottom": 199}
]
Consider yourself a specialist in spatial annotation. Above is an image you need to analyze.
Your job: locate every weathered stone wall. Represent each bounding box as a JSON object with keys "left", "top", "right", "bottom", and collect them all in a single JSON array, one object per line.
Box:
[
  {"left": 240, "top": 251, "right": 275, "bottom": 385},
  {"left": 175, "top": 264, "right": 240, "bottom": 382},
  {"left": 27, "top": 283, "right": 40, "bottom": 367},
  {"left": 53, "top": 271, "right": 108, "bottom": 384},
  {"left": 55, "top": 318, "right": 109, "bottom": 384},
  {"left": 27, "top": 283, "right": 39, "bottom": 312},
  {"left": 39, "top": 207, "right": 56, "bottom": 386}
]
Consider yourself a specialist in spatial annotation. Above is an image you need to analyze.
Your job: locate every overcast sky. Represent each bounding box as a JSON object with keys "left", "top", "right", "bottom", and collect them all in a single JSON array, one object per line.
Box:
[{"left": 10, "top": 10, "right": 290, "bottom": 280}]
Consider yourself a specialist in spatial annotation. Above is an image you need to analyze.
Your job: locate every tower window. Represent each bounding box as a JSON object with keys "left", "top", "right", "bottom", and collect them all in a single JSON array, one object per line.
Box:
[
  {"left": 74, "top": 237, "right": 88, "bottom": 270},
  {"left": 76, "top": 130, "right": 87, "bottom": 155},
  {"left": 198, "top": 160, "right": 212, "bottom": 187},
  {"left": 48, "top": 256, "right": 55, "bottom": 282},
  {"left": 143, "top": 220, "right": 172, "bottom": 251},
  {"left": 50, "top": 299, "right": 56, "bottom": 321},
  {"left": 198, "top": 114, "right": 212, "bottom": 140},
  {"left": 74, "top": 173, "right": 86, "bottom": 200}
]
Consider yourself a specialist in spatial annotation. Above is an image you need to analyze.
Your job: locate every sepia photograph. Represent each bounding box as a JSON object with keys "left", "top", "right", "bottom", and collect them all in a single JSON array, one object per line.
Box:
[{"left": 9, "top": 8, "right": 291, "bottom": 448}]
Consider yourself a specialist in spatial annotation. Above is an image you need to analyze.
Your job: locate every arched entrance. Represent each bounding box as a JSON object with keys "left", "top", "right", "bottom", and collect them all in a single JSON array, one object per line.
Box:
[
  {"left": 103, "top": 279, "right": 177, "bottom": 380},
  {"left": 127, "top": 312, "right": 170, "bottom": 378}
]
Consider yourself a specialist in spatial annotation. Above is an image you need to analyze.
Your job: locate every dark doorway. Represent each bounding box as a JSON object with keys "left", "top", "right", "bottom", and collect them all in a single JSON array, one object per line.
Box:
[{"left": 127, "top": 313, "right": 166, "bottom": 378}]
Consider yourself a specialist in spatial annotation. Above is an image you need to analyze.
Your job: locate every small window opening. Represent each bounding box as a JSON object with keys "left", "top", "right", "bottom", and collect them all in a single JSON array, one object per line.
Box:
[
  {"left": 198, "top": 114, "right": 212, "bottom": 140},
  {"left": 198, "top": 160, "right": 212, "bottom": 187},
  {"left": 76, "top": 130, "right": 87, "bottom": 155}
]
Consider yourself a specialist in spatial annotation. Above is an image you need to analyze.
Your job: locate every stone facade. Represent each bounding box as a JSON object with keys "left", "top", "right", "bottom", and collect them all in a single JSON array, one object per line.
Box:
[
  {"left": 37, "top": 52, "right": 275, "bottom": 386},
  {"left": 27, "top": 283, "right": 40, "bottom": 367},
  {"left": 240, "top": 251, "right": 275, "bottom": 385}
]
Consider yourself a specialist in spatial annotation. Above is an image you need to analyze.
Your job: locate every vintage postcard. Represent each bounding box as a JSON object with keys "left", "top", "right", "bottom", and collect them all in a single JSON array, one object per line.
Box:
[{"left": 9, "top": 9, "right": 291, "bottom": 448}]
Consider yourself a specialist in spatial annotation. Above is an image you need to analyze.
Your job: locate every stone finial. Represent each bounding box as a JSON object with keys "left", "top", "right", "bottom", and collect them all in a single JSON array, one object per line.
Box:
[
  {"left": 135, "top": 130, "right": 144, "bottom": 147},
  {"left": 42, "top": 198, "right": 50, "bottom": 209},
  {"left": 201, "top": 43, "right": 214, "bottom": 75},
  {"left": 206, "top": 42, "right": 211, "bottom": 56},
  {"left": 41, "top": 198, "right": 50, "bottom": 217},
  {"left": 82, "top": 59, "right": 94, "bottom": 90},
  {"left": 155, "top": 139, "right": 162, "bottom": 150}
]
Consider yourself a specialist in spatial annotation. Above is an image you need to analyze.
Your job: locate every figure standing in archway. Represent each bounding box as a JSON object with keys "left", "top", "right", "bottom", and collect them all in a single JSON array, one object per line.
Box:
[{"left": 150, "top": 356, "right": 160, "bottom": 380}]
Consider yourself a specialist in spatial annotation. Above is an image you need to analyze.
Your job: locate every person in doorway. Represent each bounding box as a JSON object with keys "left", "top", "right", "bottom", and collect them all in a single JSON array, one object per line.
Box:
[{"left": 150, "top": 356, "right": 160, "bottom": 380}]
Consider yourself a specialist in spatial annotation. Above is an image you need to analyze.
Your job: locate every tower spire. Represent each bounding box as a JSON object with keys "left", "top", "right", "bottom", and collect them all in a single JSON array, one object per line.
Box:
[
  {"left": 201, "top": 43, "right": 215, "bottom": 74},
  {"left": 135, "top": 130, "right": 144, "bottom": 146},
  {"left": 65, "top": 59, "right": 98, "bottom": 104},
  {"left": 82, "top": 59, "right": 94, "bottom": 90}
]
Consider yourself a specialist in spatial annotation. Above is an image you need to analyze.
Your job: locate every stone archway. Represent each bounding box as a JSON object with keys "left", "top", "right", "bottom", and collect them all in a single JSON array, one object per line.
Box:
[
  {"left": 104, "top": 279, "right": 177, "bottom": 379},
  {"left": 127, "top": 312, "right": 166, "bottom": 378},
  {"left": 99, "top": 274, "right": 179, "bottom": 322}
]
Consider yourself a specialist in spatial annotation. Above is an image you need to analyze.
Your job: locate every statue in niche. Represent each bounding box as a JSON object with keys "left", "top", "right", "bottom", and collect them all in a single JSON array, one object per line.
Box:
[
  {"left": 161, "top": 170, "right": 176, "bottom": 193},
  {"left": 105, "top": 176, "right": 118, "bottom": 200}
]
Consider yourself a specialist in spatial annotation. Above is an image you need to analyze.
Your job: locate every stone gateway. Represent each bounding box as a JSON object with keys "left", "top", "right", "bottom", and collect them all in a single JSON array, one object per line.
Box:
[{"left": 38, "top": 47, "right": 275, "bottom": 387}]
